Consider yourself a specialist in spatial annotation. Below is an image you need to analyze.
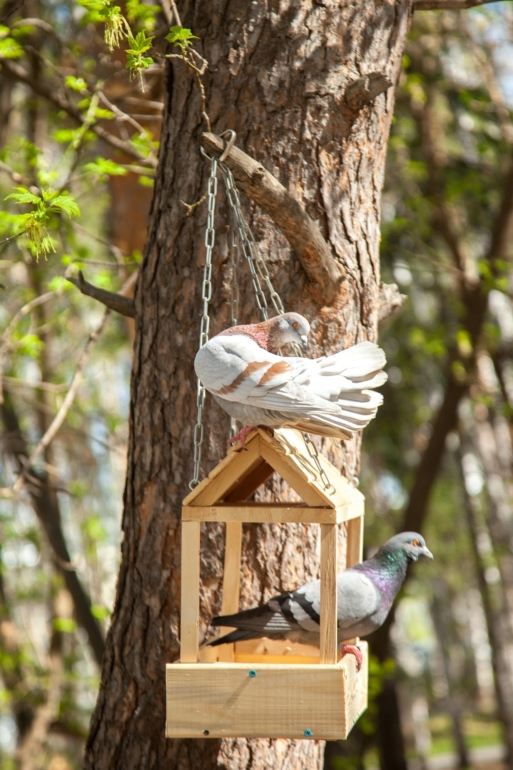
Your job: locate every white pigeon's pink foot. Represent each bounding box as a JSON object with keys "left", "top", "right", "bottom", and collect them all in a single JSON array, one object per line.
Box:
[
  {"left": 228, "top": 425, "right": 274, "bottom": 450},
  {"left": 228, "top": 425, "right": 255, "bottom": 450},
  {"left": 340, "top": 644, "right": 363, "bottom": 671}
]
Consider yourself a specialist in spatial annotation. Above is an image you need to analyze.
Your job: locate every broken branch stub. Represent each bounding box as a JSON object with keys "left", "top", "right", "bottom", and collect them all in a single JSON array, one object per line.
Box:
[
  {"left": 344, "top": 73, "right": 393, "bottom": 111},
  {"left": 67, "top": 271, "right": 136, "bottom": 317},
  {"left": 201, "top": 132, "right": 344, "bottom": 305}
]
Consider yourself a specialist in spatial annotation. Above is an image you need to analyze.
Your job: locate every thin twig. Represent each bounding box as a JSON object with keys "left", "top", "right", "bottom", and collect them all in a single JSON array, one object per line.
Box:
[
  {"left": 98, "top": 91, "right": 151, "bottom": 137},
  {"left": 12, "top": 309, "right": 110, "bottom": 495},
  {"left": 1, "top": 60, "right": 157, "bottom": 169},
  {"left": 0, "top": 161, "right": 39, "bottom": 194},
  {"left": 414, "top": 0, "right": 504, "bottom": 9}
]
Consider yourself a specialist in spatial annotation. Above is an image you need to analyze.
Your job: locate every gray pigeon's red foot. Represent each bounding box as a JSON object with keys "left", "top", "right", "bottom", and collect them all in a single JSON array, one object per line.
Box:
[
  {"left": 340, "top": 644, "right": 363, "bottom": 671},
  {"left": 228, "top": 425, "right": 274, "bottom": 450}
]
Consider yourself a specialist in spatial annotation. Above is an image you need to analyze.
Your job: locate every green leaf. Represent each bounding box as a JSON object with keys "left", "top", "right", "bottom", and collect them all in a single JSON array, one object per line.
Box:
[
  {"left": 165, "top": 25, "right": 199, "bottom": 48},
  {"left": 84, "top": 157, "right": 128, "bottom": 178},
  {"left": 126, "top": 30, "right": 153, "bottom": 53},
  {"left": 53, "top": 128, "right": 81, "bottom": 143},
  {"left": 53, "top": 618, "right": 77, "bottom": 633},
  {"left": 65, "top": 75, "right": 87, "bottom": 91},
  {"left": 4, "top": 187, "right": 41, "bottom": 206},
  {"left": 0, "top": 36, "right": 23, "bottom": 59},
  {"left": 49, "top": 194, "right": 81, "bottom": 218},
  {"left": 91, "top": 604, "right": 111, "bottom": 620},
  {"left": 47, "top": 276, "right": 70, "bottom": 292}
]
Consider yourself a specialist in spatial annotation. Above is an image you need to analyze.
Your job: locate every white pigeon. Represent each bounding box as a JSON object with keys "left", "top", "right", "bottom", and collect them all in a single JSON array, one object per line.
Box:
[{"left": 194, "top": 312, "right": 387, "bottom": 446}]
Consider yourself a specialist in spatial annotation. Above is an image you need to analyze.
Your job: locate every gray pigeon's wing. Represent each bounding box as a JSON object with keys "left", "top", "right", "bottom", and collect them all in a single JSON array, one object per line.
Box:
[{"left": 336, "top": 569, "right": 381, "bottom": 629}]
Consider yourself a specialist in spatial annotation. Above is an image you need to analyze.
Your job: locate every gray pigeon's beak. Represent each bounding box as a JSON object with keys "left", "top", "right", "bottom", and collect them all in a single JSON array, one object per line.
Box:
[
  {"left": 422, "top": 546, "right": 434, "bottom": 560},
  {"left": 300, "top": 335, "right": 308, "bottom": 351}
]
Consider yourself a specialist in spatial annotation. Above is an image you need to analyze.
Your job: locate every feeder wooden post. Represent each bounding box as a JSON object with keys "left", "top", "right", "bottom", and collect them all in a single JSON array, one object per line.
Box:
[
  {"left": 180, "top": 520, "right": 200, "bottom": 663},
  {"left": 346, "top": 515, "right": 363, "bottom": 568},
  {"left": 320, "top": 523, "right": 338, "bottom": 665},
  {"left": 216, "top": 521, "right": 243, "bottom": 662}
]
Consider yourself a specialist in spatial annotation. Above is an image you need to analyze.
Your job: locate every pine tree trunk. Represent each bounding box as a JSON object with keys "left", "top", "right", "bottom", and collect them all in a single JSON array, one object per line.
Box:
[{"left": 85, "top": 2, "right": 412, "bottom": 768}]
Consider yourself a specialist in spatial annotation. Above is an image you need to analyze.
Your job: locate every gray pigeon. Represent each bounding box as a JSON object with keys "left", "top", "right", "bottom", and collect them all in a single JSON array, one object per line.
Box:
[
  {"left": 208, "top": 532, "right": 433, "bottom": 667},
  {"left": 194, "top": 313, "right": 387, "bottom": 447}
]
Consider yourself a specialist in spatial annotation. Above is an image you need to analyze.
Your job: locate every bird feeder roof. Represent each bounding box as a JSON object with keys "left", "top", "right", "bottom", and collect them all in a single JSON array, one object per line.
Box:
[{"left": 183, "top": 428, "right": 363, "bottom": 518}]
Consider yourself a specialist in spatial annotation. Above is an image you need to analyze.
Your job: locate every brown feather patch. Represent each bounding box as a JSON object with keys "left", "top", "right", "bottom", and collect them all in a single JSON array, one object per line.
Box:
[
  {"left": 214, "top": 361, "right": 269, "bottom": 395},
  {"left": 257, "top": 360, "right": 292, "bottom": 386}
]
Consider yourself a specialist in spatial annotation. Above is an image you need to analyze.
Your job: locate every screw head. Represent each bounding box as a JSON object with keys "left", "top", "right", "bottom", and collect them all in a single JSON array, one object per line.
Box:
[
  {"left": 304, "top": 729, "right": 312, "bottom": 737},
  {"left": 203, "top": 729, "right": 210, "bottom": 736},
  {"left": 249, "top": 669, "right": 257, "bottom": 678}
]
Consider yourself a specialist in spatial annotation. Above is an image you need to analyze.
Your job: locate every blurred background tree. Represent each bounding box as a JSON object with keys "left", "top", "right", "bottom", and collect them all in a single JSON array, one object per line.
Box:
[{"left": 0, "top": 0, "right": 511, "bottom": 769}]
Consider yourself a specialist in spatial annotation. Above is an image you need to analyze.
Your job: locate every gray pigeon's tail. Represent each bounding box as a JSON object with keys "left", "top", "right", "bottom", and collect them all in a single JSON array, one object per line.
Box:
[{"left": 207, "top": 628, "right": 260, "bottom": 647}]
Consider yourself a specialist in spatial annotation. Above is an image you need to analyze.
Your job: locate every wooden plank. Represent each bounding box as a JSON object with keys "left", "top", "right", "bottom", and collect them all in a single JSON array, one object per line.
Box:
[
  {"left": 216, "top": 521, "right": 243, "bottom": 663},
  {"left": 346, "top": 515, "right": 363, "bottom": 568},
  {"left": 191, "top": 437, "right": 264, "bottom": 506},
  {"left": 263, "top": 428, "right": 366, "bottom": 510},
  {"left": 224, "top": 460, "right": 274, "bottom": 502},
  {"left": 181, "top": 432, "right": 258, "bottom": 505},
  {"left": 166, "top": 643, "right": 368, "bottom": 740},
  {"left": 320, "top": 523, "right": 338, "bottom": 665},
  {"left": 180, "top": 521, "right": 200, "bottom": 663},
  {"left": 259, "top": 443, "right": 328, "bottom": 506},
  {"left": 334, "top": 498, "right": 365, "bottom": 524},
  {"left": 183, "top": 504, "right": 336, "bottom": 523}
]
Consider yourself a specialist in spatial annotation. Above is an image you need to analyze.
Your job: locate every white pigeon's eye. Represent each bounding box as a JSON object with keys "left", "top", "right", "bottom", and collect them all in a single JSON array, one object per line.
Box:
[{"left": 293, "top": 322, "right": 298, "bottom": 329}]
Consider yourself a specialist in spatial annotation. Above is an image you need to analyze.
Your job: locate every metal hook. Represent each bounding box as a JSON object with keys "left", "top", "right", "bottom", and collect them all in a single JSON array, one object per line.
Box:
[
  {"left": 200, "top": 146, "right": 216, "bottom": 162},
  {"left": 219, "top": 130, "right": 236, "bottom": 162}
]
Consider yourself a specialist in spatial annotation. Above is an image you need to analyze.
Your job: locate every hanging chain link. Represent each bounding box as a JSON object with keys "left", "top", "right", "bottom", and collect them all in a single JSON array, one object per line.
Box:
[{"left": 189, "top": 157, "right": 218, "bottom": 490}]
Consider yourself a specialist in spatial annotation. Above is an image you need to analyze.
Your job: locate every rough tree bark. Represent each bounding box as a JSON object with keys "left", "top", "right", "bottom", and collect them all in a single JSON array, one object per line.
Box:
[{"left": 84, "top": 2, "right": 412, "bottom": 768}]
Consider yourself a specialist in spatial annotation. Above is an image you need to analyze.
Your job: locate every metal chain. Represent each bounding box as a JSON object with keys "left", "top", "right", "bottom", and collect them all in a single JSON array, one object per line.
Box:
[
  {"left": 302, "top": 433, "right": 335, "bottom": 493},
  {"left": 189, "top": 157, "right": 218, "bottom": 490},
  {"left": 221, "top": 163, "right": 286, "bottom": 321},
  {"left": 190, "top": 142, "right": 336, "bottom": 492},
  {"left": 229, "top": 214, "right": 240, "bottom": 438},
  {"left": 220, "top": 161, "right": 333, "bottom": 490}
]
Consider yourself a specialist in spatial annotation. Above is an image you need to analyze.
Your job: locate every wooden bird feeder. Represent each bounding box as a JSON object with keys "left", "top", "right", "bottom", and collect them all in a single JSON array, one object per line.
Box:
[{"left": 166, "top": 427, "right": 368, "bottom": 740}]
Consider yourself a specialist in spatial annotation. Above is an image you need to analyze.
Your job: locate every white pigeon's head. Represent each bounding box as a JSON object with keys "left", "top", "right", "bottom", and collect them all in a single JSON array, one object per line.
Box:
[{"left": 270, "top": 313, "right": 310, "bottom": 351}]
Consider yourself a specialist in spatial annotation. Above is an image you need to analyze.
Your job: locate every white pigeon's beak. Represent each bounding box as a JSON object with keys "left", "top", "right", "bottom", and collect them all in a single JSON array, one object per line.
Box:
[
  {"left": 300, "top": 335, "right": 308, "bottom": 351},
  {"left": 422, "top": 546, "right": 434, "bottom": 560}
]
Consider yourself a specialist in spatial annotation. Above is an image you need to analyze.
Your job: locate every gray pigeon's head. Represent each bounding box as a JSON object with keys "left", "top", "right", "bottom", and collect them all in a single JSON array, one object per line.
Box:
[
  {"left": 269, "top": 313, "right": 310, "bottom": 351},
  {"left": 382, "top": 532, "right": 434, "bottom": 563}
]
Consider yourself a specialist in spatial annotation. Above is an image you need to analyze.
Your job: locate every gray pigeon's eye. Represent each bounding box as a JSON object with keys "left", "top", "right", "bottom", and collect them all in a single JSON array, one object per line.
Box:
[
  {"left": 412, "top": 539, "right": 420, "bottom": 547},
  {"left": 293, "top": 322, "right": 298, "bottom": 329}
]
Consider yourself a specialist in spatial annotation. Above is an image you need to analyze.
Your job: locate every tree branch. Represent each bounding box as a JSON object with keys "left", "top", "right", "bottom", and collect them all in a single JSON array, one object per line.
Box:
[
  {"left": 12, "top": 310, "right": 110, "bottom": 495},
  {"left": 201, "top": 132, "right": 345, "bottom": 304},
  {"left": 1, "top": 60, "right": 157, "bottom": 169},
  {"left": 0, "top": 396, "right": 106, "bottom": 666},
  {"left": 67, "top": 271, "right": 136, "bottom": 317},
  {"left": 414, "top": 0, "right": 503, "bottom": 10},
  {"left": 378, "top": 282, "right": 406, "bottom": 322}
]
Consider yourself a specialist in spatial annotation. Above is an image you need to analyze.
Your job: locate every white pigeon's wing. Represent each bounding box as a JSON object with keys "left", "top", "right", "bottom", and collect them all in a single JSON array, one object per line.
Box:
[{"left": 195, "top": 335, "right": 336, "bottom": 414}]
